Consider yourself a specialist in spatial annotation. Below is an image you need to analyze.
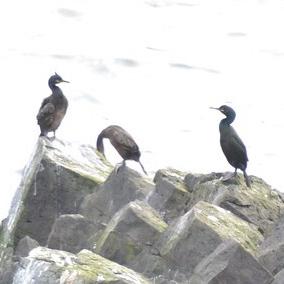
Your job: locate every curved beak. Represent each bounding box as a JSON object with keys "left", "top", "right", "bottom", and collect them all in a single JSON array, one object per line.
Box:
[
  {"left": 210, "top": 107, "right": 219, "bottom": 110},
  {"left": 61, "top": 79, "right": 70, "bottom": 83}
]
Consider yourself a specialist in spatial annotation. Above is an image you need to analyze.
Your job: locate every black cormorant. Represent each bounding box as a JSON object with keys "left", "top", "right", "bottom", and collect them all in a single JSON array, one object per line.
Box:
[
  {"left": 96, "top": 125, "right": 147, "bottom": 175},
  {"left": 37, "top": 73, "right": 69, "bottom": 138},
  {"left": 211, "top": 105, "right": 251, "bottom": 187}
]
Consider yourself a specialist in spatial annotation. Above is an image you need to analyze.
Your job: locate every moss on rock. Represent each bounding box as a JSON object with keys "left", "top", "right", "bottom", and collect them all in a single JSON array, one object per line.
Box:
[{"left": 194, "top": 201, "right": 263, "bottom": 255}]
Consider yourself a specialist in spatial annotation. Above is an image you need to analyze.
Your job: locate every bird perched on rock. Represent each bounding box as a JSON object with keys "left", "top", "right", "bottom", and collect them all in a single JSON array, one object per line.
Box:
[
  {"left": 96, "top": 125, "right": 147, "bottom": 175},
  {"left": 211, "top": 105, "right": 251, "bottom": 187},
  {"left": 37, "top": 73, "right": 69, "bottom": 138}
]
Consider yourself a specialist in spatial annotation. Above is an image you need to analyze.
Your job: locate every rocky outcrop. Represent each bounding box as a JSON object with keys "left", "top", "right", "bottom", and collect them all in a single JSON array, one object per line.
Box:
[
  {"left": 1, "top": 138, "right": 284, "bottom": 283},
  {"left": 0, "top": 138, "right": 112, "bottom": 283},
  {"left": 15, "top": 235, "right": 39, "bottom": 257},
  {"left": 147, "top": 168, "right": 190, "bottom": 223},
  {"left": 188, "top": 240, "right": 273, "bottom": 284},
  {"left": 183, "top": 172, "right": 283, "bottom": 235},
  {"left": 130, "top": 200, "right": 264, "bottom": 281},
  {"left": 13, "top": 247, "right": 150, "bottom": 284},
  {"left": 4, "top": 138, "right": 112, "bottom": 249},
  {"left": 259, "top": 214, "right": 284, "bottom": 275},
  {"left": 95, "top": 200, "right": 168, "bottom": 265},
  {"left": 47, "top": 214, "right": 97, "bottom": 253},
  {"left": 79, "top": 166, "right": 154, "bottom": 225}
]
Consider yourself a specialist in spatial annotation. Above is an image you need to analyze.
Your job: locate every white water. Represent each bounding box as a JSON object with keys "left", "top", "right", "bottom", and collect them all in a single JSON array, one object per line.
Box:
[{"left": 1, "top": 0, "right": 284, "bottom": 221}]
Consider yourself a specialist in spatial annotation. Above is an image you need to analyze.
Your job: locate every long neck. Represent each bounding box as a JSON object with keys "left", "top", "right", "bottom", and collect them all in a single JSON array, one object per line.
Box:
[
  {"left": 96, "top": 132, "right": 105, "bottom": 156},
  {"left": 219, "top": 111, "right": 236, "bottom": 132},
  {"left": 49, "top": 81, "right": 63, "bottom": 96},
  {"left": 221, "top": 111, "right": 235, "bottom": 125}
]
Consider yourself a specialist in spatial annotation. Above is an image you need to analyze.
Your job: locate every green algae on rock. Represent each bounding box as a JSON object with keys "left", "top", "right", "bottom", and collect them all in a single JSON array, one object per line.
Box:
[
  {"left": 13, "top": 247, "right": 151, "bottom": 284},
  {"left": 1, "top": 138, "right": 113, "bottom": 249},
  {"left": 95, "top": 200, "right": 168, "bottom": 265}
]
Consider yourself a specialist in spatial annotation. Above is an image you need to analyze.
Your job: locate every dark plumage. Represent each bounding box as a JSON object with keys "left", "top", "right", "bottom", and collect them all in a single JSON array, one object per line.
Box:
[
  {"left": 37, "top": 73, "right": 69, "bottom": 138},
  {"left": 211, "top": 105, "right": 251, "bottom": 187},
  {"left": 97, "top": 125, "right": 147, "bottom": 175}
]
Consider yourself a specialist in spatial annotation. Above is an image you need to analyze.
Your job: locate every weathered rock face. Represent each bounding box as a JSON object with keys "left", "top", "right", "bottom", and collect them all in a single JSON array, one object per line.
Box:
[
  {"left": 95, "top": 200, "right": 168, "bottom": 265},
  {"left": 147, "top": 168, "right": 190, "bottom": 224},
  {"left": 130, "top": 200, "right": 264, "bottom": 281},
  {"left": 79, "top": 166, "right": 154, "bottom": 225},
  {"left": 259, "top": 214, "right": 284, "bottom": 275},
  {"left": 13, "top": 247, "right": 150, "bottom": 284},
  {"left": 188, "top": 240, "right": 273, "bottom": 284},
  {"left": 1, "top": 139, "right": 284, "bottom": 283},
  {"left": 15, "top": 235, "right": 39, "bottom": 257},
  {"left": 0, "top": 138, "right": 112, "bottom": 283},
  {"left": 272, "top": 269, "right": 284, "bottom": 284},
  {"left": 47, "top": 214, "right": 97, "bottom": 253},
  {"left": 184, "top": 172, "right": 283, "bottom": 235},
  {"left": 6, "top": 138, "right": 112, "bottom": 248}
]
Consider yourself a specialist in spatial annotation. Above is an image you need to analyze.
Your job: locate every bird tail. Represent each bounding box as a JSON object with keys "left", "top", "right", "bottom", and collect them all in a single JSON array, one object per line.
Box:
[
  {"left": 96, "top": 132, "right": 105, "bottom": 157},
  {"left": 138, "top": 160, "right": 148, "bottom": 175},
  {"left": 243, "top": 170, "right": 251, "bottom": 188}
]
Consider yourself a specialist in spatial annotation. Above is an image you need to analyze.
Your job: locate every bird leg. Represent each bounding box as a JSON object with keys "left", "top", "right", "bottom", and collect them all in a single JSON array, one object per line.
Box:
[
  {"left": 138, "top": 160, "right": 148, "bottom": 175},
  {"left": 243, "top": 170, "right": 251, "bottom": 188},
  {"left": 114, "top": 160, "right": 126, "bottom": 174},
  {"left": 50, "top": 131, "right": 56, "bottom": 141}
]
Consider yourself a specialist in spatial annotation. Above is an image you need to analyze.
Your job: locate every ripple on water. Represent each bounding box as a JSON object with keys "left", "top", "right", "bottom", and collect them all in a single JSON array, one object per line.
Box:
[
  {"left": 114, "top": 58, "right": 139, "bottom": 67},
  {"left": 58, "top": 8, "right": 82, "bottom": 18}
]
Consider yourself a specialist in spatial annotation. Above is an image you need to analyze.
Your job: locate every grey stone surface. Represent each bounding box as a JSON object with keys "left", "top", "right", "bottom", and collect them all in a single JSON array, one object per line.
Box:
[
  {"left": 147, "top": 168, "right": 190, "bottom": 223},
  {"left": 95, "top": 200, "right": 167, "bottom": 265},
  {"left": 259, "top": 215, "right": 284, "bottom": 275},
  {"left": 47, "top": 214, "right": 97, "bottom": 253},
  {"left": 3, "top": 138, "right": 112, "bottom": 249},
  {"left": 80, "top": 166, "right": 154, "bottom": 225},
  {"left": 15, "top": 235, "right": 39, "bottom": 257},
  {"left": 131, "top": 201, "right": 263, "bottom": 281},
  {"left": 12, "top": 247, "right": 151, "bottom": 284},
  {"left": 189, "top": 240, "right": 273, "bottom": 284},
  {"left": 184, "top": 172, "right": 284, "bottom": 234},
  {"left": 0, "top": 247, "right": 15, "bottom": 284},
  {"left": 272, "top": 269, "right": 284, "bottom": 284},
  {"left": 1, "top": 138, "right": 284, "bottom": 283}
]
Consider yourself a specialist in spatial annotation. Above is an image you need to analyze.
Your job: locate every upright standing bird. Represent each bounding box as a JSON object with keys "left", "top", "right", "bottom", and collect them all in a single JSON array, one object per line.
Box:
[
  {"left": 37, "top": 73, "right": 69, "bottom": 138},
  {"left": 96, "top": 125, "right": 147, "bottom": 175},
  {"left": 211, "top": 105, "right": 251, "bottom": 187}
]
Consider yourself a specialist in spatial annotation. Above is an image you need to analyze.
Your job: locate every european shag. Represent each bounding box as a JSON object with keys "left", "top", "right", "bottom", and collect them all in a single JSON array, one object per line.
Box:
[
  {"left": 211, "top": 105, "right": 251, "bottom": 187},
  {"left": 97, "top": 125, "right": 147, "bottom": 175},
  {"left": 37, "top": 73, "right": 69, "bottom": 138}
]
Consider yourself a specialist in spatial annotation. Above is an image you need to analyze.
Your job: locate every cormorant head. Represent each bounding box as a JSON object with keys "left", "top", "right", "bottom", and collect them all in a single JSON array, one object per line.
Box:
[
  {"left": 210, "top": 105, "right": 236, "bottom": 117},
  {"left": 49, "top": 73, "right": 70, "bottom": 86}
]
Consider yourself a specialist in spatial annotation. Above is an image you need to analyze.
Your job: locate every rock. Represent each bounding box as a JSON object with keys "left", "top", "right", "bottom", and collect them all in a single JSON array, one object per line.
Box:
[
  {"left": 184, "top": 172, "right": 284, "bottom": 234},
  {"left": 47, "top": 214, "right": 97, "bottom": 254},
  {"left": 188, "top": 240, "right": 273, "bottom": 284},
  {"left": 2, "top": 138, "right": 112, "bottom": 249},
  {"left": 132, "top": 201, "right": 263, "bottom": 281},
  {"left": 0, "top": 247, "right": 14, "bottom": 284},
  {"left": 259, "top": 215, "right": 284, "bottom": 275},
  {"left": 12, "top": 247, "right": 151, "bottom": 284},
  {"left": 1, "top": 137, "right": 284, "bottom": 283},
  {"left": 79, "top": 166, "right": 154, "bottom": 225},
  {"left": 95, "top": 200, "right": 168, "bottom": 265},
  {"left": 147, "top": 168, "right": 190, "bottom": 223},
  {"left": 15, "top": 235, "right": 39, "bottom": 257},
  {"left": 272, "top": 269, "right": 284, "bottom": 284}
]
